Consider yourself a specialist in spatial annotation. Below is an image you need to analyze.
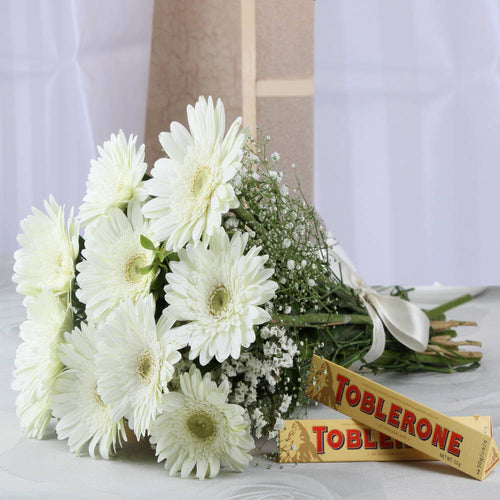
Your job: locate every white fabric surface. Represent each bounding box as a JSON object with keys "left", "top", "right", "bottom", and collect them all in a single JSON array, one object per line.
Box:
[
  {"left": 314, "top": 0, "right": 500, "bottom": 286},
  {"left": 0, "top": 0, "right": 154, "bottom": 256},
  {"left": 0, "top": 259, "right": 499, "bottom": 499}
]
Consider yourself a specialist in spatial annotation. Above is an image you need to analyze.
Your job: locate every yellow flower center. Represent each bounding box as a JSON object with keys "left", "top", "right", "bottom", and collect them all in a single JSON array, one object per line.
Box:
[
  {"left": 125, "top": 253, "right": 148, "bottom": 284},
  {"left": 187, "top": 411, "right": 217, "bottom": 440},
  {"left": 137, "top": 350, "right": 154, "bottom": 382},
  {"left": 209, "top": 285, "right": 231, "bottom": 316},
  {"left": 190, "top": 166, "right": 210, "bottom": 198},
  {"left": 114, "top": 181, "right": 133, "bottom": 200}
]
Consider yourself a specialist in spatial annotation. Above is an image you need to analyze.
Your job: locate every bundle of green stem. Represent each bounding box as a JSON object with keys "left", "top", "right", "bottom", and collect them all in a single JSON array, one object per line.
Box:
[
  {"left": 273, "top": 293, "right": 481, "bottom": 374},
  {"left": 218, "top": 135, "right": 481, "bottom": 436}
]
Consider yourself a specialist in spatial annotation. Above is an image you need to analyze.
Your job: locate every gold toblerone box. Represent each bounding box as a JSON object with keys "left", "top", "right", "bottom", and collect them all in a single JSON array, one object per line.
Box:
[
  {"left": 279, "top": 416, "right": 492, "bottom": 463},
  {"left": 304, "top": 355, "right": 499, "bottom": 480}
]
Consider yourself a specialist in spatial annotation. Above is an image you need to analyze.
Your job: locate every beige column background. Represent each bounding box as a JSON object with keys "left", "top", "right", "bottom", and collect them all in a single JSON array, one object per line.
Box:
[{"left": 145, "top": 0, "right": 314, "bottom": 199}]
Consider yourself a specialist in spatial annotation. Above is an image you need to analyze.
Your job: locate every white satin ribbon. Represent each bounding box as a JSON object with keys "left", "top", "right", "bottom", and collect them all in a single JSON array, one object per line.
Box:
[{"left": 329, "top": 243, "right": 430, "bottom": 369}]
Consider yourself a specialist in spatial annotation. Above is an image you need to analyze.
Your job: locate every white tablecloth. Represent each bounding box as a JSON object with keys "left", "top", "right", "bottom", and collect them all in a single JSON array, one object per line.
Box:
[{"left": 1, "top": 257, "right": 499, "bottom": 499}]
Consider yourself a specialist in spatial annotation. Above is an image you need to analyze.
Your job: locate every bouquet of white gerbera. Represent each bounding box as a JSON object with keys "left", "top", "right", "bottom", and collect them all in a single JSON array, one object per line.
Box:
[{"left": 12, "top": 96, "right": 480, "bottom": 479}]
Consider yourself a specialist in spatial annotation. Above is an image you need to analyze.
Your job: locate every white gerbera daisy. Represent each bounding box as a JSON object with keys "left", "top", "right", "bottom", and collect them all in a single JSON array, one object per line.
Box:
[
  {"left": 52, "top": 323, "right": 127, "bottom": 459},
  {"left": 12, "top": 291, "right": 73, "bottom": 439},
  {"left": 78, "top": 130, "right": 147, "bottom": 231},
  {"left": 96, "top": 295, "right": 181, "bottom": 439},
  {"left": 164, "top": 228, "right": 278, "bottom": 365},
  {"left": 13, "top": 196, "right": 79, "bottom": 298},
  {"left": 142, "top": 96, "right": 246, "bottom": 250},
  {"left": 150, "top": 365, "right": 254, "bottom": 479},
  {"left": 76, "top": 200, "right": 155, "bottom": 324}
]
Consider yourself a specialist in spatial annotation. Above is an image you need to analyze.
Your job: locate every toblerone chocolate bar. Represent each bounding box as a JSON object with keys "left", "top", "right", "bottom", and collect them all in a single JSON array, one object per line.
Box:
[
  {"left": 304, "top": 355, "right": 499, "bottom": 480},
  {"left": 278, "top": 416, "right": 492, "bottom": 463}
]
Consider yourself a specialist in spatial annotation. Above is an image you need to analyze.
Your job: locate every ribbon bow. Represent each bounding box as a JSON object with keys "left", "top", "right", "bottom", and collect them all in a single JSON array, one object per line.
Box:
[{"left": 330, "top": 243, "right": 430, "bottom": 369}]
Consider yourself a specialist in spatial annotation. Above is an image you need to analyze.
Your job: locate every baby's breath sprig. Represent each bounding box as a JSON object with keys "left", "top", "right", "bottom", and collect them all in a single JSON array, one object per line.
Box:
[
  {"left": 218, "top": 134, "right": 480, "bottom": 441},
  {"left": 230, "top": 135, "right": 362, "bottom": 320}
]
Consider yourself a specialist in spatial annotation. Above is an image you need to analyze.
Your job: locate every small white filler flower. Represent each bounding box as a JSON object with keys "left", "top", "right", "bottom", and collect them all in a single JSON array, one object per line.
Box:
[
  {"left": 52, "top": 323, "right": 127, "bottom": 459},
  {"left": 142, "top": 96, "right": 246, "bottom": 250},
  {"left": 164, "top": 228, "right": 278, "bottom": 365},
  {"left": 96, "top": 295, "right": 181, "bottom": 439},
  {"left": 78, "top": 130, "right": 147, "bottom": 231},
  {"left": 13, "top": 292, "right": 73, "bottom": 439},
  {"left": 13, "top": 196, "right": 80, "bottom": 297},
  {"left": 76, "top": 201, "right": 155, "bottom": 324},
  {"left": 150, "top": 365, "right": 254, "bottom": 479}
]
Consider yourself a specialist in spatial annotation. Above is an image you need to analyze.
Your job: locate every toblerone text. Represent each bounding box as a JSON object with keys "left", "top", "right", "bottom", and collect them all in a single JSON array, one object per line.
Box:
[
  {"left": 279, "top": 416, "right": 492, "bottom": 463},
  {"left": 304, "top": 355, "right": 499, "bottom": 480}
]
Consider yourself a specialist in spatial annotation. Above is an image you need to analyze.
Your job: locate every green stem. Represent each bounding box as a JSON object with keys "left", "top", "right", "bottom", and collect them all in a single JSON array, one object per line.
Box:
[
  {"left": 416, "top": 365, "right": 454, "bottom": 374},
  {"left": 425, "top": 294, "right": 473, "bottom": 320},
  {"left": 232, "top": 206, "right": 264, "bottom": 232},
  {"left": 272, "top": 312, "right": 372, "bottom": 327}
]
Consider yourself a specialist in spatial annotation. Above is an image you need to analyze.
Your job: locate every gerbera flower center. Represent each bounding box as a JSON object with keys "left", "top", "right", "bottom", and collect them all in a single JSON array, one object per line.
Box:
[
  {"left": 186, "top": 411, "right": 217, "bottom": 440},
  {"left": 209, "top": 285, "right": 231, "bottom": 315},
  {"left": 125, "top": 253, "right": 148, "bottom": 284},
  {"left": 190, "top": 166, "right": 210, "bottom": 198},
  {"left": 137, "top": 350, "right": 154, "bottom": 382},
  {"left": 114, "top": 180, "right": 133, "bottom": 201}
]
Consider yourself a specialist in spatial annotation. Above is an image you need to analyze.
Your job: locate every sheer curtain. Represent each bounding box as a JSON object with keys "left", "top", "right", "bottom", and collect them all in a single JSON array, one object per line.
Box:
[
  {"left": 315, "top": 0, "right": 500, "bottom": 285},
  {"left": 0, "top": 0, "right": 154, "bottom": 256}
]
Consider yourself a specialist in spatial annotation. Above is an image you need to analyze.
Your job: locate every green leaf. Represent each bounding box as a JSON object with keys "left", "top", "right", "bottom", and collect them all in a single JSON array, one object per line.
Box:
[
  {"left": 151, "top": 273, "right": 164, "bottom": 291},
  {"left": 139, "top": 263, "right": 154, "bottom": 275},
  {"left": 159, "top": 262, "right": 170, "bottom": 272},
  {"left": 167, "top": 252, "right": 180, "bottom": 262},
  {"left": 140, "top": 235, "right": 156, "bottom": 251}
]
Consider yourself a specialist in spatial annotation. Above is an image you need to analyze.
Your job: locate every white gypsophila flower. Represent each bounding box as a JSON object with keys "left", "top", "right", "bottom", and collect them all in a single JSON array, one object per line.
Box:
[
  {"left": 164, "top": 228, "right": 278, "bottom": 365},
  {"left": 219, "top": 324, "right": 299, "bottom": 438},
  {"left": 13, "top": 292, "right": 73, "bottom": 439},
  {"left": 76, "top": 200, "right": 155, "bottom": 324},
  {"left": 13, "top": 196, "right": 80, "bottom": 298},
  {"left": 279, "top": 394, "right": 292, "bottom": 414},
  {"left": 142, "top": 96, "right": 246, "bottom": 251},
  {"left": 78, "top": 130, "right": 147, "bottom": 231},
  {"left": 150, "top": 365, "right": 254, "bottom": 479},
  {"left": 96, "top": 295, "right": 181, "bottom": 439},
  {"left": 232, "top": 381, "right": 248, "bottom": 404},
  {"left": 52, "top": 323, "right": 127, "bottom": 459},
  {"left": 252, "top": 408, "right": 266, "bottom": 439}
]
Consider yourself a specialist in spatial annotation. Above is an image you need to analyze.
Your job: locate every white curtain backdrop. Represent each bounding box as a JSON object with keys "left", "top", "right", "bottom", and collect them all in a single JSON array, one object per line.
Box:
[
  {"left": 0, "top": 0, "right": 154, "bottom": 256},
  {"left": 315, "top": 0, "right": 500, "bottom": 286}
]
